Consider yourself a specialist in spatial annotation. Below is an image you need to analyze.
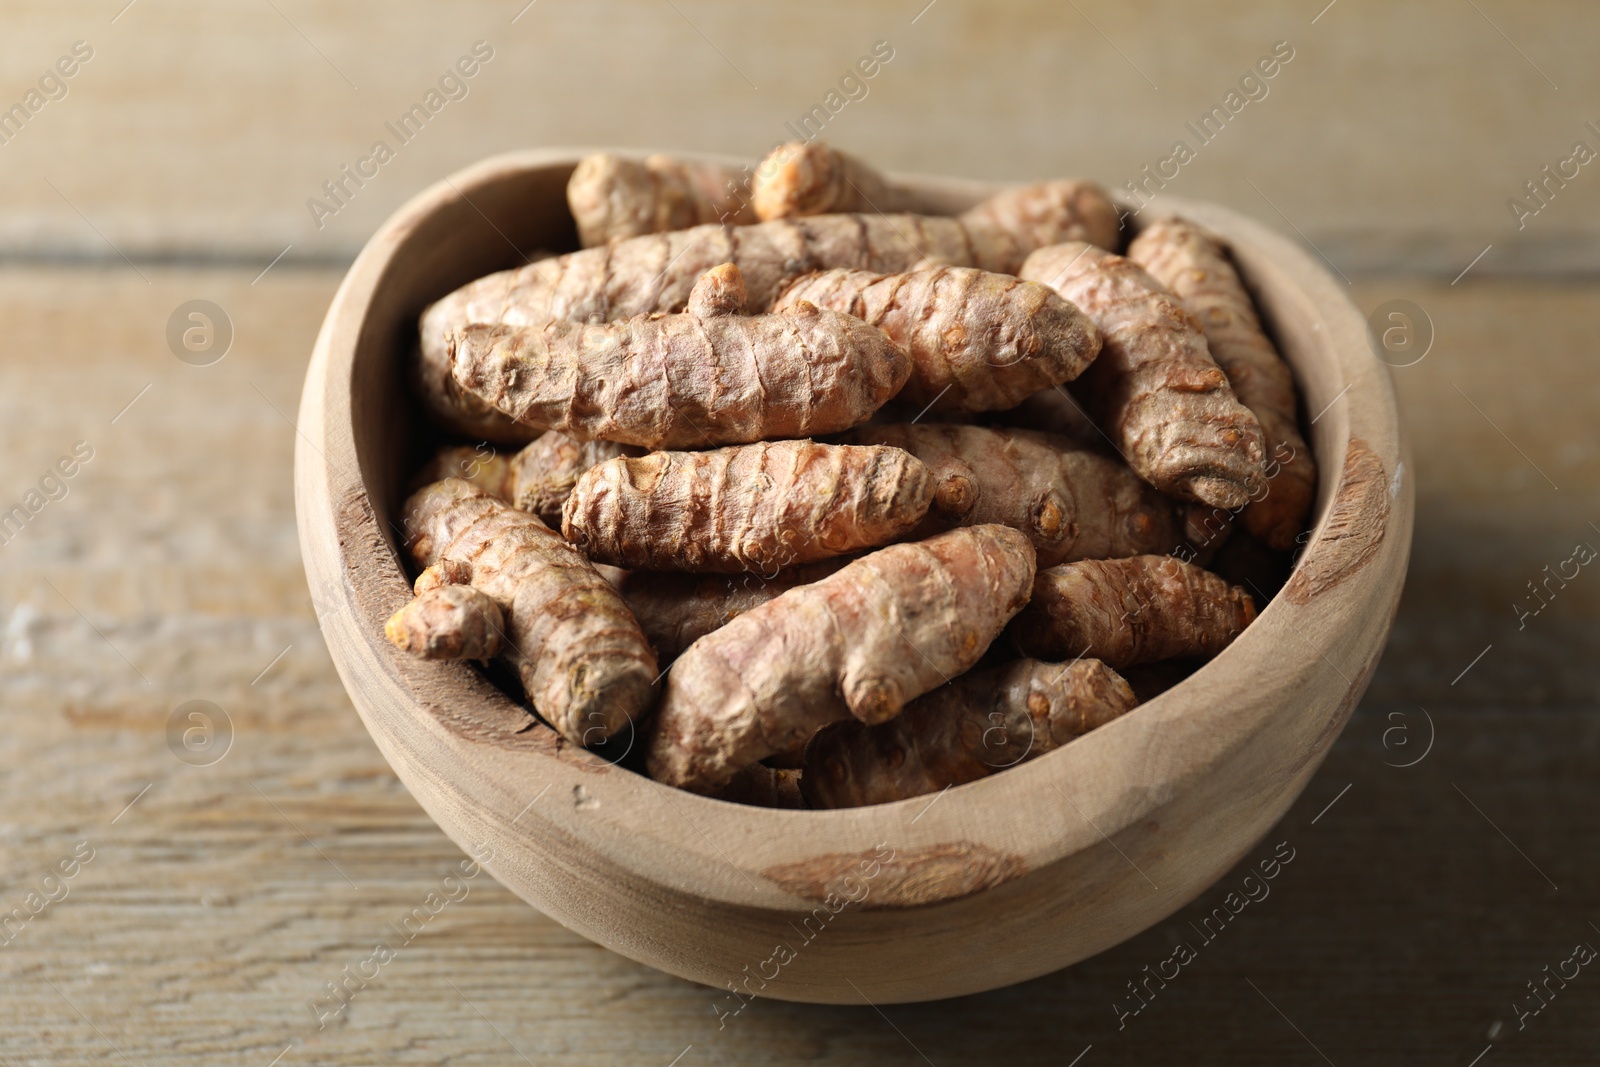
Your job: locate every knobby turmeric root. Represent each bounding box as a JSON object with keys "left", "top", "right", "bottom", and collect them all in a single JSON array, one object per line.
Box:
[
  {"left": 1010, "top": 554, "right": 1256, "bottom": 668},
  {"left": 616, "top": 560, "right": 847, "bottom": 663},
  {"left": 567, "top": 152, "right": 757, "bottom": 247},
  {"left": 801, "top": 658, "right": 1137, "bottom": 808},
  {"left": 647, "top": 525, "right": 1037, "bottom": 793},
  {"left": 387, "top": 479, "right": 658, "bottom": 745},
  {"left": 1127, "top": 217, "right": 1316, "bottom": 549},
  {"left": 384, "top": 583, "right": 504, "bottom": 661},
  {"left": 843, "top": 424, "right": 1186, "bottom": 566},
  {"left": 418, "top": 181, "right": 1118, "bottom": 401},
  {"left": 964, "top": 180, "right": 1124, "bottom": 258},
  {"left": 1021, "top": 242, "right": 1266, "bottom": 510},
  {"left": 751, "top": 141, "right": 938, "bottom": 220},
  {"left": 414, "top": 438, "right": 646, "bottom": 527},
  {"left": 562, "top": 441, "right": 935, "bottom": 573},
  {"left": 506, "top": 432, "right": 643, "bottom": 525},
  {"left": 772, "top": 266, "right": 1101, "bottom": 414},
  {"left": 411, "top": 340, "right": 546, "bottom": 447},
  {"left": 448, "top": 263, "right": 909, "bottom": 449}
]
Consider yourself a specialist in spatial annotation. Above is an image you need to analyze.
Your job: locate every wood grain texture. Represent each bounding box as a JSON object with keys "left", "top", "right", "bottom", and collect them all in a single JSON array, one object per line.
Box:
[
  {"left": 0, "top": 0, "right": 1595, "bottom": 1054},
  {"left": 0, "top": 1, "right": 1596, "bottom": 275},
  {"left": 0, "top": 263, "right": 1595, "bottom": 1059}
]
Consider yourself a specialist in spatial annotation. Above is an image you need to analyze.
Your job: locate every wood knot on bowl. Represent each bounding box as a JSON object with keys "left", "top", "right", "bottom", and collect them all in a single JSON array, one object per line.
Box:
[
  {"left": 1284, "top": 436, "right": 1389, "bottom": 605},
  {"left": 763, "top": 842, "right": 1027, "bottom": 909}
]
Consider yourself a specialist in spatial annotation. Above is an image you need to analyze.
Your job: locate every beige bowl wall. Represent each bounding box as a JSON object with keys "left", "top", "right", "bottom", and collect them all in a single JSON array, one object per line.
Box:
[{"left": 294, "top": 149, "right": 1411, "bottom": 1004}]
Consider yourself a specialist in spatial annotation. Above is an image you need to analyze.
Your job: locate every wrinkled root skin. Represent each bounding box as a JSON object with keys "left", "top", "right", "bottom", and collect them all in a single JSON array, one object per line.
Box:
[
  {"left": 507, "top": 432, "right": 642, "bottom": 525},
  {"left": 1021, "top": 242, "right": 1267, "bottom": 510},
  {"left": 1010, "top": 554, "right": 1256, "bottom": 668},
  {"left": 646, "top": 525, "right": 1037, "bottom": 794},
  {"left": 563, "top": 441, "right": 936, "bottom": 574},
  {"left": 417, "top": 180, "right": 1121, "bottom": 408},
  {"left": 751, "top": 141, "right": 929, "bottom": 220},
  {"left": 802, "top": 658, "right": 1137, "bottom": 808},
  {"left": 567, "top": 152, "right": 756, "bottom": 248},
  {"left": 617, "top": 560, "right": 848, "bottom": 664},
  {"left": 411, "top": 445, "right": 519, "bottom": 500},
  {"left": 383, "top": 583, "right": 504, "bottom": 661},
  {"left": 391, "top": 479, "right": 658, "bottom": 745},
  {"left": 844, "top": 423, "right": 1186, "bottom": 567},
  {"left": 773, "top": 266, "right": 1101, "bottom": 414},
  {"left": 1128, "top": 216, "right": 1317, "bottom": 549},
  {"left": 448, "top": 265, "right": 909, "bottom": 450}
]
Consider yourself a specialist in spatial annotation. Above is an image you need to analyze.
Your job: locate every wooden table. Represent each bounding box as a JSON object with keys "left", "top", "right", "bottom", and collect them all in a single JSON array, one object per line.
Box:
[{"left": 2, "top": 2, "right": 1597, "bottom": 1063}]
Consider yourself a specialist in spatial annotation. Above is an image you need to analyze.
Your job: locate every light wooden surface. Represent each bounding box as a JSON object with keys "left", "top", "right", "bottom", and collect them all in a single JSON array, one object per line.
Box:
[
  {"left": 2, "top": 0, "right": 1598, "bottom": 274},
  {"left": 4, "top": 246, "right": 1597, "bottom": 1065},
  {"left": 2, "top": 0, "right": 1598, "bottom": 1061}
]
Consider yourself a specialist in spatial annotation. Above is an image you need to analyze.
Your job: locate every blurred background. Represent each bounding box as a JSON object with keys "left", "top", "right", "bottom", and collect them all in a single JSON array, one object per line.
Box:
[{"left": 1, "top": 1, "right": 1595, "bottom": 1063}]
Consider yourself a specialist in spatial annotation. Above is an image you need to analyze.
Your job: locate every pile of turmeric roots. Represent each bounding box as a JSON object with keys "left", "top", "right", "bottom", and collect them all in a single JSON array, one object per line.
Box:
[{"left": 385, "top": 141, "right": 1316, "bottom": 809}]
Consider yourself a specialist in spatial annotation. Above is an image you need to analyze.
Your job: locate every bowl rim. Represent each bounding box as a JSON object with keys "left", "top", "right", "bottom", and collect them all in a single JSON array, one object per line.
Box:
[{"left": 295, "top": 147, "right": 1410, "bottom": 919}]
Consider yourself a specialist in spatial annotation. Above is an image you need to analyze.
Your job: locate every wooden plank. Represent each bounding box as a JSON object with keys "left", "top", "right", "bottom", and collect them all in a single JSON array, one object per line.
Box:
[
  {"left": 1360, "top": 279, "right": 1600, "bottom": 709},
  {"left": 0, "top": 1, "right": 1596, "bottom": 273},
  {"left": 0, "top": 262, "right": 1596, "bottom": 1059}
]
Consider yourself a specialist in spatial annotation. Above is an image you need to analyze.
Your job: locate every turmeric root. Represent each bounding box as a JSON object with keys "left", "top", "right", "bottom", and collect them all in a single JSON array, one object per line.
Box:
[
  {"left": 964, "top": 180, "right": 1123, "bottom": 258},
  {"left": 411, "top": 340, "right": 545, "bottom": 447},
  {"left": 751, "top": 141, "right": 938, "bottom": 220},
  {"left": 384, "top": 582, "right": 504, "bottom": 661},
  {"left": 387, "top": 479, "right": 658, "bottom": 745},
  {"left": 1127, "top": 216, "right": 1316, "bottom": 549},
  {"left": 1020, "top": 242, "right": 1267, "bottom": 510},
  {"left": 615, "top": 560, "right": 847, "bottom": 662},
  {"left": 413, "top": 438, "right": 647, "bottom": 527},
  {"left": 562, "top": 441, "right": 935, "bottom": 573},
  {"left": 1010, "top": 554, "right": 1256, "bottom": 668},
  {"left": 771, "top": 266, "right": 1101, "bottom": 414},
  {"left": 801, "top": 658, "right": 1137, "bottom": 808},
  {"left": 843, "top": 424, "right": 1185, "bottom": 566},
  {"left": 449, "top": 263, "right": 908, "bottom": 449},
  {"left": 647, "top": 524, "right": 1037, "bottom": 793},
  {"left": 506, "top": 432, "right": 642, "bottom": 524},
  {"left": 567, "top": 152, "right": 756, "bottom": 247},
  {"left": 417, "top": 181, "right": 1120, "bottom": 403}
]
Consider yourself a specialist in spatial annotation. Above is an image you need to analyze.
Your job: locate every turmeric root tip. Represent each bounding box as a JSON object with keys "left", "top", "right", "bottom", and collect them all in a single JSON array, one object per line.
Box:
[
  {"left": 507, "top": 432, "right": 643, "bottom": 525},
  {"left": 384, "top": 584, "right": 504, "bottom": 661},
  {"left": 616, "top": 560, "right": 848, "bottom": 664},
  {"left": 1020, "top": 242, "right": 1267, "bottom": 510},
  {"left": 752, "top": 141, "right": 931, "bottom": 220}
]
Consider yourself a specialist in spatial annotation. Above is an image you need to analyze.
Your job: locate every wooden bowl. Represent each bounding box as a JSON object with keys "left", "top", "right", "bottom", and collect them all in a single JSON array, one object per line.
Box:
[{"left": 295, "top": 149, "right": 1411, "bottom": 1004}]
